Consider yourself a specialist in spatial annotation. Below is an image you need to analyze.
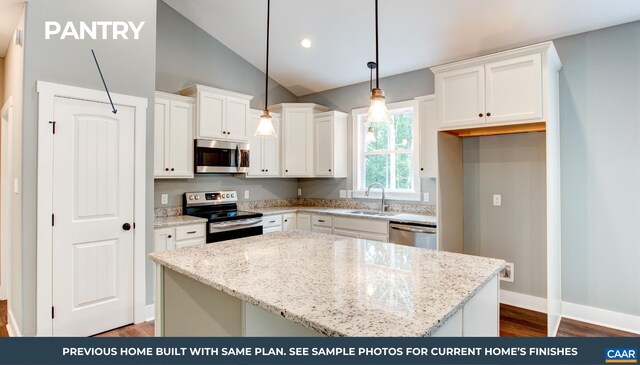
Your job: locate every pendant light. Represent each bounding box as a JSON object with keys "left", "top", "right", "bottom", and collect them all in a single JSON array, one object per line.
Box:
[
  {"left": 365, "top": 0, "right": 392, "bottom": 124},
  {"left": 365, "top": 61, "right": 377, "bottom": 143},
  {"left": 254, "top": 0, "right": 277, "bottom": 138}
]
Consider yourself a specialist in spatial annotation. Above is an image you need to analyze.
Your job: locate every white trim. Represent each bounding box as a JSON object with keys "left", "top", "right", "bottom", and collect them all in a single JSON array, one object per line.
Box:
[
  {"left": 145, "top": 304, "right": 155, "bottom": 322},
  {"left": 7, "top": 309, "right": 20, "bottom": 337},
  {"left": 36, "top": 81, "right": 148, "bottom": 336},
  {"left": 499, "top": 289, "right": 547, "bottom": 314},
  {"left": 0, "top": 96, "right": 13, "bottom": 302},
  {"left": 562, "top": 301, "right": 640, "bottom": 335}
]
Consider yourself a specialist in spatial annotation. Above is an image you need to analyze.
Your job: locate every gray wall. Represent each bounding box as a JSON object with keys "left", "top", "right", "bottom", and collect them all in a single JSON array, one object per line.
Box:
[
  {"left": 463, "top": 133, "right": 547, "bottom": 298},
  {"left": 298, "top": 69, "right": 437, "bottom": 204},
  {"left": 154, "top": 0, "right": 299, "bottom": 208},
  {"left": 555, "top": 21, "right": 640, "bottom": 316},
  {"left": 21, "top": 0, "right": 157, "bottom": 334}
]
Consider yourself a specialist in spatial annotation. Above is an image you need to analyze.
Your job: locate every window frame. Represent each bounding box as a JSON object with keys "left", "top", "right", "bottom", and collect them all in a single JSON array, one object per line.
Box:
[{"left": 351, "top": 99, "right": 421, "bottom": 201}]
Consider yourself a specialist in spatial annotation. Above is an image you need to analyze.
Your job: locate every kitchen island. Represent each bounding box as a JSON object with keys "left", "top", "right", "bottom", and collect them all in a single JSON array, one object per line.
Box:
[{"left": 150, "top": 231, "right": 504, "bottom": 337}]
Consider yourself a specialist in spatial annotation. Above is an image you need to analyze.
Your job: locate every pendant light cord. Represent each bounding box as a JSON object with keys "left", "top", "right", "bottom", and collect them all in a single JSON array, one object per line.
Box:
[
  {"left": 264, "top": 0, "right": 270, "bottom": 110},
  {"left": 375, "top": 0, "right": 379, "bottom": 89}
]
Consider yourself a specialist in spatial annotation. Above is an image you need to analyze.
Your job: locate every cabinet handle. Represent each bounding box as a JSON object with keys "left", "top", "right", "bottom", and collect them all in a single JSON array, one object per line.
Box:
[
  {"left": 170, "top": 168, "right": 175, "bottom": 171},
  {"left": 478, "top": 113, "right": 483, "bottom": 117},
  {"left": 261, "top": 169, "right": 265, "bottom": 172},
  {"left": 268, "top": 220, "right": 276, "bottom": 223},
  {"left": 328, "top": 169, "right": 332, "bottom": 172},
  {"left": 165, "top": 168, "right": 169, "bottom": 171},
  {"left": 284, "top": 219, "right": 288, "bottom": 222},
  {"left": 168, "top": 235, "right": 172, "bottom": 238},
  {"left": 285, "top": 170, "right": 288, "bottom": 172},
  {"left": 486, "top": 112, "right": 491, "bottom": 117},
  {"left": 421, "top": 168, "right": 424, "bottom": 171},
  {"left": 186, "top": 231, "right": 197, "bottom": 234},
  {"left": 318, "top": 220, "right": 325, "bottom": 223},
  {"left": 266, "top": 169, "right": 269, "bottom": 172}
]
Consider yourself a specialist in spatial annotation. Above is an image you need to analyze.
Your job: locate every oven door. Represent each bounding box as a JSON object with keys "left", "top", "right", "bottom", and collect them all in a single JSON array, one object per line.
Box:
[
  {"left": 195, "top": 139, "right": 250, "bottom": 174},
  {"left": 208, "top": 218, "right": 263, "bottom": 243}
]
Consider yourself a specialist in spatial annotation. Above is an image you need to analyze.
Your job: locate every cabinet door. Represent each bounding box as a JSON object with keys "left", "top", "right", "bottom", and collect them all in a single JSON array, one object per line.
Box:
[
  {"left": 296, "top": 213, "right": 311, "bottom": 231},
  {"left": 168, "top": 100, "right": 194, "bottom": 178},
  {"left": 435, "top": 65, "right": 485, "bottom": 129},
  {"left": 154, "top": 228, "right": 175, "bottom": 252},
  {"left": 226, "top": 96, "right": 249, "bottom": 140},
  {"left": 246, "top": 111, "right": 264, "bottom": 177},
  {"left": 154, "top": 99, "right": 170, "bottom": 177},
  {"left": 174, "top": 238, "right": 205, "bottom": 250},
  {"left": 282, "top": 214, "right": 296, "bottom": 231},
  {"left": 359, "top": 233, "right": 388, "bottom": 242},
  {"left": 314, "top": 115, "right": 334, "bottom": 176},
  {"left": 198, "top": 92, "right": 225, "bottom": 139},
  {"left": 418, "top": 96, "right": 438, "bottom": 178},
  {"left": 485, "top": 53, "right": 542, "bottom": 124},
  {"left": 333, "top": 228, "right": 359, "bottom": 239},
  {"left": 283, "top": 108, "right": 313, "bottom": 176},
  {"left": 311, "top": 226, "right": 332, "bottom": 234},
  {"left": 262, "top": 116, "right": 280, "bottom": 176}
]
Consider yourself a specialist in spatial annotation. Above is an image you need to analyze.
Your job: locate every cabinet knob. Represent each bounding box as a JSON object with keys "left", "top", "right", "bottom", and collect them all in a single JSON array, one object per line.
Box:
[
  {"left": 486, "top": 112, "right": 491, "bottom": 117},
  {"left": 170, "top": 168, "right": 175, "bottom": 171},
  {"left": 421, "top": 168, "right": 424, "bottom": 171},
  {"left": 222, "top": 131, "right": 227, "bottom": 134},
  {"left": 329, "top": 169, "right": 332, "bottom": 172},
  {"left": 165, "top": 168, "right": 169, "bottom": 171},
  {"left": 479, "top": 113, "right": 483, "bottom": 117},
  {"left": 266, "top": 169, "right": 269, "bottom": 172},
  {"left": 285, "top": 170, "right": 288, "bottom": 172},
  {"left": 261, "top": 169, "right": 264, "bottom": 172},
  {"left": 168, "top": 235, "right": 172, "bottom": 238}
]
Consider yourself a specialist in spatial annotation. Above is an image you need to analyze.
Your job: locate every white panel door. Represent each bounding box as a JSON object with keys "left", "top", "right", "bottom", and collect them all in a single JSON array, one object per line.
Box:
[
  {"left": 261, "top": 116, "right": 280, "bottom": 176},
  {"left": 154, "top": 99, "right": 170, "bottom": 177},
  {"left": 283, "top": 108, "right": 312, "bottom": 176},
  {"left": 52, "top": 97, "right": 135, "bottom": 337},
  {"left": 168, "top": 100, "right": 193, "bottom": 177},
  {"left": 246, "top": 111, "right": 264, "bottom": 176},
  {"left": 314, "top": 116, "right": 333, "bottom": 176},
  {"left": 225, "top": 96, "right": 248, "bottom": 140},
  {"left": 485, "top": 53, "right": 543, "bottom": 124},
  {"left": 436, "top": 65, "right": 485, "bottom": 129},
  {"left": 198, "top": 92, "right": 225, "bottom": 139}
]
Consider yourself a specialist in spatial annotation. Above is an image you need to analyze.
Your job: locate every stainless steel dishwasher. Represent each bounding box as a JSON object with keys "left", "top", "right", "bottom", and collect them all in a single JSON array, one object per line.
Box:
[{"left": 389, "top": 222, "right": 437, "bottom": 250}]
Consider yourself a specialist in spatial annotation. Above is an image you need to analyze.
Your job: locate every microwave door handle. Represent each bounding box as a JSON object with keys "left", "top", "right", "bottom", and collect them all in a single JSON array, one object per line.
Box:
[{"left": 236, "top": 145, "right": 240, "bottom": 171}]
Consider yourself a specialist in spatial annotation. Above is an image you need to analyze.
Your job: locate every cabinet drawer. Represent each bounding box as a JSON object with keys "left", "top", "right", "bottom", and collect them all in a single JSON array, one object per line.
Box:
[
  {"left": 175, "top": 238, "right": 205, "bottom": 250},
  {"left": 263, "top": 226, "right": 282, "bottom": 234},
  {"left": 175, "top": 224, "right": 206, "bottom": 241},
  {"left": 263, "top": 215, "right": 283, "bottom": 228},
  {"left": 332, "top": 228, "right": 359, "bottom": 238},
  {"left": 333, "top": 217, "right": 388, "bottom": 234},
  {"left": 311, "top": 226, "right": 332, "bottom": 234},
  {"left": 359, "top": 233, "right": 388, "bottom": 242},
  {"left": 312, "top": 214, "right": 332, "bottom": 227}
]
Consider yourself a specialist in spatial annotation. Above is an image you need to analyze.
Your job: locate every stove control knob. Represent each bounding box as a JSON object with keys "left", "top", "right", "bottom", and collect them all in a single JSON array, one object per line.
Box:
[
  {"left": 194, "top": 195, "right": 200, "bottom": 200},
  {"left": 188, "top": 195, "right": 194, "bottom": 200}
]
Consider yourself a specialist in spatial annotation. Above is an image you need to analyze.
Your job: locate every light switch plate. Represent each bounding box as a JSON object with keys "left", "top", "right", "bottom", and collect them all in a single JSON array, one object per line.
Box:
[
  {"left": 297, "top": 188, "right": 302, "bottom": 196},
  {"left": 347, "top": 190, "right": 353, "bottom": 198},
  {"left": 423, "top": 193, "right": 430, "bottom": 202},
  {"left": 493, "top": 194, "right": 502, "bottom": 206},
  {"left": 244, "top": 190, "right": 250, "bottom": 199},
  {"left": 161, "top": 194, "right": 168, "bottom": 205},
  {"left": 13, "top": 178, "right": 19, "bottom": 194},
  {"left": 339, "top": 190, "right": 346, "bottom": 198}
]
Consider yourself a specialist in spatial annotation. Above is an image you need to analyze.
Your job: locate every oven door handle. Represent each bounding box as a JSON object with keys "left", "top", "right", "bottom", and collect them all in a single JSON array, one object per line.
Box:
[
  {"left": 211, "top": 218, "right": 262, "bottom": 229},
  {"left": 390, "top": 226, "right": 437, "bottom": 234},
  {"left": 236, "top": 145, "right": 241, "bottom": 172}
]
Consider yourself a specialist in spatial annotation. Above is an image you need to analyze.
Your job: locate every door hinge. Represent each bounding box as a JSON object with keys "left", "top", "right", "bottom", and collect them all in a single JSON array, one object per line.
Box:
[
  {"left": 48, "top": 120, "right": 56, "bottom": 134},
  {"left": 51, "top": 214, "right": 55, "bottom": 226},
  {"left": 51, "top": 306, "right": 55, "bottom": 319}
]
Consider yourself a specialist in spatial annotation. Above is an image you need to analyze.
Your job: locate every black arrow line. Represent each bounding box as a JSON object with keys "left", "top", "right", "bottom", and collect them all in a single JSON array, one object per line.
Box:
[{"left": 91, "top": 49, "right": 117, "bottom": 114}]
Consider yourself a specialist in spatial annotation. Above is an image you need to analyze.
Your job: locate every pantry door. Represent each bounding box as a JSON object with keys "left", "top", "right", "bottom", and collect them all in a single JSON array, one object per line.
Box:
[{"left": 51, "top": 96, "right": 135, "bottom": 336}]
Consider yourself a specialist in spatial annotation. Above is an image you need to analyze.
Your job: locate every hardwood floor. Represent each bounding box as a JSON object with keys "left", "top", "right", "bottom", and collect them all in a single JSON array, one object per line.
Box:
[{"left": 0, "top": 300, "right": 636, "bottom": 337}]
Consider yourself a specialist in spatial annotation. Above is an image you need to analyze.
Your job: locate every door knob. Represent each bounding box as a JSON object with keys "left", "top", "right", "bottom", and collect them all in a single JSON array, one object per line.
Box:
[{"left": 122, "top": 223, "right": 131, "bottom": 231}]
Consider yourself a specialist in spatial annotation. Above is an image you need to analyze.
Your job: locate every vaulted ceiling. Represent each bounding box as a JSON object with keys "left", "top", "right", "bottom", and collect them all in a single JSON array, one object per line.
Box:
[{"left": 0, "top": 1, "right": 24, "bottom": 57}]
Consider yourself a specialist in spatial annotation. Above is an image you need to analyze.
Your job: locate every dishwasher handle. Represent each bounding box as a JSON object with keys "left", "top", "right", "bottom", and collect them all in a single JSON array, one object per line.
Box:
[{"left": 390, "top": 225, "right": 437, "bottom": 234}]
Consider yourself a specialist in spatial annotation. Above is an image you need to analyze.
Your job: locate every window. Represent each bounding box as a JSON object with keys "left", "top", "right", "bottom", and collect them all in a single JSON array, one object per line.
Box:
[{"left": 352, "top": 100, "right": 420, "bottom": 201}]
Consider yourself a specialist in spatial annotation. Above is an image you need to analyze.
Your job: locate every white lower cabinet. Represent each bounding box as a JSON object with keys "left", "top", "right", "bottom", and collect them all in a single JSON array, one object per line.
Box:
[
  {"left": 332, "top": 217, "right": 389, "bottom": 242},
  {"left": 296, "top": 213, "right": 311, "bottom": 232},
  {"left": 282, "top": 213, "right": 297, "bottom": 231},
  {"left": 154, "top": 223, "right": 206, "bottom": 252},
  {"left": 263, "top": 214, "right": 283, "bottom": 234},
  {"left": 311, "top": 214, "right": 332, "bottom": 234}
]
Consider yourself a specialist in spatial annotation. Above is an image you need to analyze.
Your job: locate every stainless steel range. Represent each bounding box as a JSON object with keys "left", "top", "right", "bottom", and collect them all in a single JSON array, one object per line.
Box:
[{"left": 183, "top": 191, "right": 263, "bottom": 243}]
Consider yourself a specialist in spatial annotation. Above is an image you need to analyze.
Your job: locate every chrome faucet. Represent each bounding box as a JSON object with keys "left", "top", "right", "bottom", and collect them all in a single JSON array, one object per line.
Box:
[{"left": 365, "top": 182, "right": 388, "bottom": 212}]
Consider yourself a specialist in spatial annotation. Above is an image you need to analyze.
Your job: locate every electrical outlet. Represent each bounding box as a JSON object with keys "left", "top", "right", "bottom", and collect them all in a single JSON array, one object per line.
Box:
[
  {"left": 297, "top": 188, "right": 302, "bottom": 196},
  {"left": 347, "top": 190, "right": 353, "bottom": 198},
  {"left": 161, "top": 194, "right": 168, "bottom": 205},
  {"left": 500, "top": 262, "right": 514, "bottom": 282},
  {"left": 339, "top": 190, "right": 346, "bottom": 198},
  {"left": 244, "top": 190, "right": 250, "bottom": 199},
  {"left": 423, "top": 193, "right": 430, "bottom": 202},
  {"left": 493, "top": 194, "right": 502, "bottom": 206}
]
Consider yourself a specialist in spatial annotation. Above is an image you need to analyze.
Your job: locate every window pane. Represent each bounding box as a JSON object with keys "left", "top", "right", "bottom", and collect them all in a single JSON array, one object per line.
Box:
[
  {"left": 365, "top": 121, "right": 390, "bottom": 151},
  {"left": 395, "top": 153, "right": 413, "bottom": 190},
  {"left": 394, "top": 110, "right": 413, "bottom": 150},
  {"left": 365, "top": 154, "right": 390, "bottom": 189}
]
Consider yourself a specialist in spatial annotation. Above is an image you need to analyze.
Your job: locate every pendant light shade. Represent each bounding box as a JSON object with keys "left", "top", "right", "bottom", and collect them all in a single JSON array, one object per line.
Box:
[
  {"left": 254, "top": 0, "right": 277, "bottom": 138},
  {"left": 366, "top": 0, "right": 391, "bottom": 124}
]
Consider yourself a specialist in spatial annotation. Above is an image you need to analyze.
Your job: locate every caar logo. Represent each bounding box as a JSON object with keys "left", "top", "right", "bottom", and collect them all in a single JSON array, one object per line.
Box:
[{"left": 606, "top": 348, "right": 637, "bottom": 363}]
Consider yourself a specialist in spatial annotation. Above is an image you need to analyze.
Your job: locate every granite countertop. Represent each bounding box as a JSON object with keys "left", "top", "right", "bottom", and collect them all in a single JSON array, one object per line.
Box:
[
  {"left": 150, "top": 231, "right": 504, "bottom": 337},
  {"left": 248, "top": 206, "right": 437, "bottom": 225},
  {"left": 154, "top": 215, "right": 208, "bottom": 228}
]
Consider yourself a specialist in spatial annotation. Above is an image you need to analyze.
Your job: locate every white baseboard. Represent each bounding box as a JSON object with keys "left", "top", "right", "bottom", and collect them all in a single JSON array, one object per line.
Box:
[
  {"left": 6, "top": 309, "right": 20, "bottom": 337},
  {"left": 145, "top": 304, "right": 155, "bottom": 322},
  {"left": 500, "top": 289, "right": 547, "bottom": 313},
  {"left": 562, "top": 301, "right": 640, "bottom": 335}
]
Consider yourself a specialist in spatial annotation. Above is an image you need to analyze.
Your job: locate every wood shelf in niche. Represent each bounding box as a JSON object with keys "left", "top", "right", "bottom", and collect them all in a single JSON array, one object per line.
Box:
[{"left": 442, "top": 122, "right": 546, "bottom": 138}]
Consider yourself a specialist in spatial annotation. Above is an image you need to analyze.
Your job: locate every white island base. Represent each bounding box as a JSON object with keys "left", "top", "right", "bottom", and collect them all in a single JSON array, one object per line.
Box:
[{"left": 155, "top": 265, "right": 499, "bottom": 337}]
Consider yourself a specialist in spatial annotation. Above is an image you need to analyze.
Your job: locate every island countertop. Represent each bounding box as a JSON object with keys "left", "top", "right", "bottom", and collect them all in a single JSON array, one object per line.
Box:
[{"left": 149, "top": 231, "right": 504, "bottom": 337}]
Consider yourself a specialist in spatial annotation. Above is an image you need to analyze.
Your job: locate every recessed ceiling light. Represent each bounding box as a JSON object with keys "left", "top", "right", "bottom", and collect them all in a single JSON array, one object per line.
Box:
[{"left": 300, "top": 38, "right": 312, "bottom": 48}]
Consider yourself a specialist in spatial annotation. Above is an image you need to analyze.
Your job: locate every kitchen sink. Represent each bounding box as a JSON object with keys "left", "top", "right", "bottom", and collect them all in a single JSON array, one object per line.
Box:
[{"left": 348, "top": 210, "right": 397, "bottom": 217}]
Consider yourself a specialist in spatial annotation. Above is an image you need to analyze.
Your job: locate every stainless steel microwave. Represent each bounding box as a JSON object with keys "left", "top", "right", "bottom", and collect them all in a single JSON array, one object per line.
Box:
[{"left": 194, "top": 139, "right": 250, "bottom": 174}]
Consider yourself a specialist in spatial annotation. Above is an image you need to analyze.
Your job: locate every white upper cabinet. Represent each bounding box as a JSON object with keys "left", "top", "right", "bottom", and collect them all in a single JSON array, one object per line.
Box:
[
  {"left": 313, "top": 111, "right": 347, "bottom": 178},
  {"left": 415, "top": 95, "right": 438, "bottom": 178},
  {"left": 247, "top": 109, "right": 281, "bottom": 178},
  {"left": 271, "top": 103, "right": 328, "bottom": 177},
  {"left": 154, "top": 92, "right": 194, "bottom": 179},
  {"left": 432, "top": 42, "right": 559, "bottom": 130},
  {"left": 181, "top": 84, "right": 252, "bottom": 141}
]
